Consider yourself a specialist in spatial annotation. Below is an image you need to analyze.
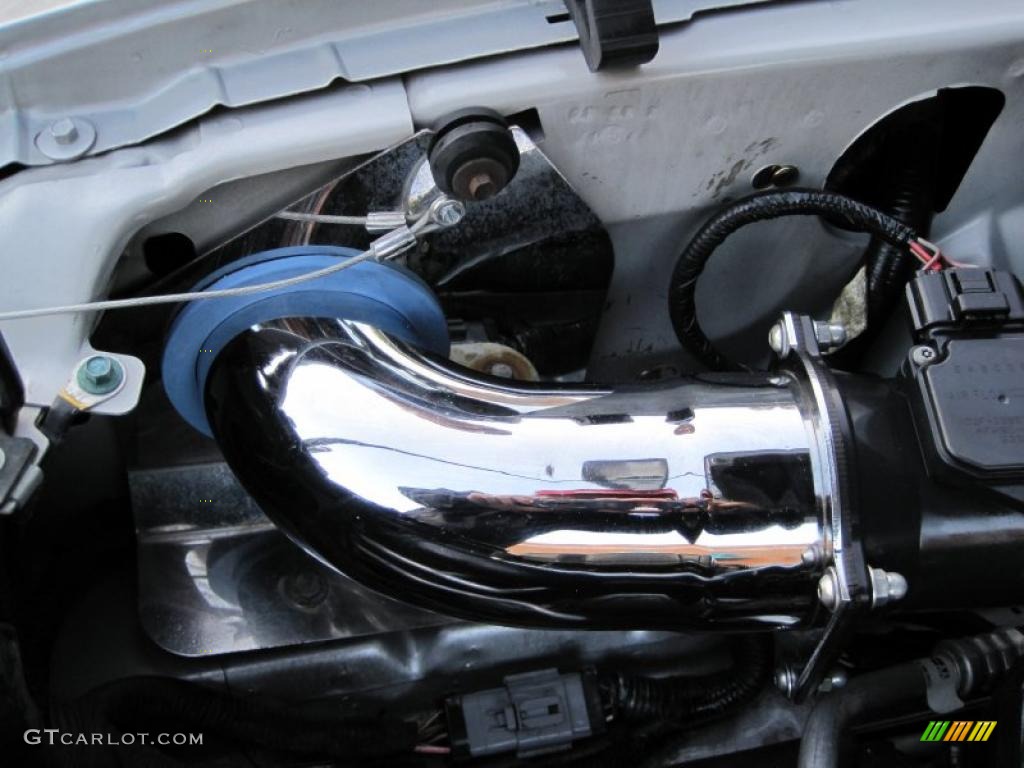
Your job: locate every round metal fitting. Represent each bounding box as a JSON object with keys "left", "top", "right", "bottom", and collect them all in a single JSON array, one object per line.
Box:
[
  {"left": 429, "top": 196, "right": 466, "bottom": 227},
  {"left": 35, "top": 117, "right": 96, "bottom": 161},
  {"left": 774, "top": 665, "right": 796, "bottom": 697},
  {"left": 0, "top": 447, "right": 5, "bottom": 472},
  {"left": 280, "top": 570, "right": 328, "bottom": 609},
  {"left": 76, "top": 355, "right": 124, "bottom": 395},
  {"left": 752, "top": 164, "right": 800, "bottom": 190},
  {"left": 869, "top": 567, "right": 908, "bottom": 608},
  {"left": 910, "top": 345, "right": 937, "bottom": 367},
  {"left": 817, "top": 567, "right": 839, "bottom": 611},
  {"left": 801, "top": 546, "right": 819, "bottom": 566},
  {"left": 768, "top": 322, "right": 788, "bottom": 355},
  {"left": 818, "top": 667, "right": 848, "bottom": 693}
]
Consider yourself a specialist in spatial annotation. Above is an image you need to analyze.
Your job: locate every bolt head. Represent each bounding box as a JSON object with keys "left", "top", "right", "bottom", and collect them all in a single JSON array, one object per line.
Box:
[
  {"left": 489, "top": 362, "right": 515, "bottom": 379},
  {"left": 817, "top": 568, "right": 839, "bottom": 611},
  {"left": 77, "top": 355, "right": 124, "bottom": 395},
  {"left": 768, "top": 323, "right": 786, "bottom": 354},
  {"left": 430, "top": 197, "right": 466, "bottom": 227},
  {"left": 771, "top": 165, "right": 800, "bottom": 187},
  {"left": 49, "top": 118, "right": 79, "bottom": 145},
  {"left": 869, "top": 567, "right": 908, "bottom": 607},
  {"left": 910, "top": 345, "right": 937, "bottom": 367},
  {"left": 774, "top": 666, "right": 795, "bottom": 696}
]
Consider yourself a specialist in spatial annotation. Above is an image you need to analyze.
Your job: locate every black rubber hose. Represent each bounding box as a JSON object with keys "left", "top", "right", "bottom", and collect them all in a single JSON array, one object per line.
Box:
[
  {"left": 50, "top": 676, "right": 419, "bottom": 765},
  {"left": 667, "top": 189, "right": 919, "bottom": 371},
  {"left": 606, "top": 635, "right": 771, "bottom": 723},
  {"left": 797, "top": 662, "right": 926, "bottom": 768}
]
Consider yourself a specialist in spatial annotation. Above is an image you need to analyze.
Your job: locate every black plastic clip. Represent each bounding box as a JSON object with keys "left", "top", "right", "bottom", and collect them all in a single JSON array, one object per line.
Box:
[{"left": 564, "top": 0, "right": 659, "bottom": 72}]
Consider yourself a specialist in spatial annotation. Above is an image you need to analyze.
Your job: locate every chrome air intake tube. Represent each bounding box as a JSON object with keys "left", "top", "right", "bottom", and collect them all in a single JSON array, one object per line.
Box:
[{"left": 204, "top": 316, "right": 832, "bottom": 630}]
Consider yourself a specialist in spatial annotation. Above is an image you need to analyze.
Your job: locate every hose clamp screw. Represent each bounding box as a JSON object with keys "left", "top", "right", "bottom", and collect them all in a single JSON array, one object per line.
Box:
[{"left": 76, "top": 355, "right": 124, "bottom": 395}]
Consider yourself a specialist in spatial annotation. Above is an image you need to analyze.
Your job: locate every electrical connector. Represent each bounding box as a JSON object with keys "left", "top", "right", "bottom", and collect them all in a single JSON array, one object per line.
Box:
[{"left": 445, "top": 668, "right": 603, "bottom": 759}]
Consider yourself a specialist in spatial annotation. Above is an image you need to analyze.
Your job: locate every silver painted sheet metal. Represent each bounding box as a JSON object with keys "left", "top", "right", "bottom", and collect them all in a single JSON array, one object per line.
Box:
[
  {"left": 0, "top": 0, "right": 773, "bottom": 168},
  {"left": 404, "top": 0, "right": 1024, "bottom": 378},
  {"left": 0, "top": 79, "right": 413, "bottom": 417}
]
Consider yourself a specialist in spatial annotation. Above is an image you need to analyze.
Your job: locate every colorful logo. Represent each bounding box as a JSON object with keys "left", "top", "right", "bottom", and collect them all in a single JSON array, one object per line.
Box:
[{"left": 920, "top": 721, "right": 996, "bottom": 742}]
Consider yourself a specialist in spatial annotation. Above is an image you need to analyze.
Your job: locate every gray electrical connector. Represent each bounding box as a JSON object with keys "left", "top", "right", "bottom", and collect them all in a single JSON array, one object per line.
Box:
[{"left": 445, "top": 668, "right": 602, "bottom": 759}]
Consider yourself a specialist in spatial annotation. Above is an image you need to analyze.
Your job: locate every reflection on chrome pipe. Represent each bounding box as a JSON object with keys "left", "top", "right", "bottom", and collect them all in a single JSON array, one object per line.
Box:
[{"left": 205, "top": 317, "right": 826, "bottom": 630}]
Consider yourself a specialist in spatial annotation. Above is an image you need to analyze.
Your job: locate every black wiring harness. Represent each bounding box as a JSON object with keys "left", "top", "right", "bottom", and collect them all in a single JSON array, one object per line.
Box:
[{"left": 667, "top": 189, "right": 922, "bottom": 370}]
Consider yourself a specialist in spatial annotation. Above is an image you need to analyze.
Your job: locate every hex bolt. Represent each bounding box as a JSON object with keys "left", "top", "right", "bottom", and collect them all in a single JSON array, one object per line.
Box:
[
  {"left": 49, "top": 117, "right": 79, "bottom": 146},
  {"left": 911, "top": 345, "right": 937, "bottom": 367},
  {"left": 814, "top": 321, "right": 847, "bottom": 351},
  {"left": 817, "top": 567, "right": 839, "bottom": 611},
  {"left": 76, "top": 355, "right": 124, "bottom": 395},
  {"left": 429, "top": 197, "right": 466, "bottom": 227}
]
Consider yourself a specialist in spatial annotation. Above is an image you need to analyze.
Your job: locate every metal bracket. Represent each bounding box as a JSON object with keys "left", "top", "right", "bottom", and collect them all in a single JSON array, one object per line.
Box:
[
  {"left": 564, "top": 0, "right": 659, "bottom": 72},
  {"left": 774, "top": 311, "right": 872, "bottom": 702}
]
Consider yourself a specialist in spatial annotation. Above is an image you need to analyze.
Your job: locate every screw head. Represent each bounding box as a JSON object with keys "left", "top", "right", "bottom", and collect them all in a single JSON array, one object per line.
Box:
[
  {"left": 774, "top": 666, "right": 796, "bottom": 696},
  {"left": 771, "top": 165, "right": 799, "bottom": 187},
  {"left": 430, "top": 197, "right": 466, "bottom": 227},
  {"left": 910, "top": 345, "right": 937, "bottom": 367},
  {"left": 768, "top": 323, "right": 787, "bottom": 354},
  {"left": 817, "top": 567, "right": 839, "bottom": 611},
  {"left": 76, "top": 355, "right": 124, "bottom": 395},
  {"left": 752, "top": 164, "right": 800, "bottom": 190},
  {"left": 49, "top": 118, "right": 79, "bottom": 145},
  {"left": 489, "top": 362, "right": 515, "bottom": 379}
]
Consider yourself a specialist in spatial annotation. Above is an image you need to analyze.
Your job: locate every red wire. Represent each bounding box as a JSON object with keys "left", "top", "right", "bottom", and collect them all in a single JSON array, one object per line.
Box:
[{"left": 909, "top": 241, "right": 942, "bottom": 271}]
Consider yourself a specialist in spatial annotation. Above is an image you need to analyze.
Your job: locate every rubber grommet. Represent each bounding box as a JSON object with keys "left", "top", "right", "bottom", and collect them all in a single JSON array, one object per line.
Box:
[{"left": 161, "top": 246, "right": 448, "bottom": 436}]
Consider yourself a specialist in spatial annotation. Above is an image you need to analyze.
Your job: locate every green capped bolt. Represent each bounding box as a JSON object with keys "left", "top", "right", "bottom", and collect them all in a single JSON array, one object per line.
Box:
[{"left": 76, "top": 355, "right": 124, "bottom": 395}]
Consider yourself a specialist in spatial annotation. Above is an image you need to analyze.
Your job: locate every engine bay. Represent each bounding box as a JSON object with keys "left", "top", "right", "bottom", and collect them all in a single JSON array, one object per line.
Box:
[{"left": 1, "top": 1, "right": 1024, "bottom": 766}]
